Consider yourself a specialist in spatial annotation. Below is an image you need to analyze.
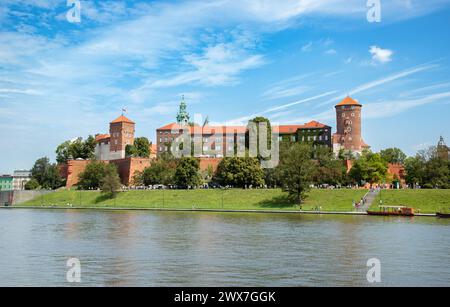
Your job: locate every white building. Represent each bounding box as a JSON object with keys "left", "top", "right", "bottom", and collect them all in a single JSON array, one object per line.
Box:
[{"left": 12, "top": 170, "right": 31, "bottom": 191}]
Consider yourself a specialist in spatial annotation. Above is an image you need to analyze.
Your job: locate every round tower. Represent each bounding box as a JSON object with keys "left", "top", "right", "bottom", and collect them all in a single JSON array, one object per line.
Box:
[{"left": 335, "top": 96, "right": 363, "bottom": 152}]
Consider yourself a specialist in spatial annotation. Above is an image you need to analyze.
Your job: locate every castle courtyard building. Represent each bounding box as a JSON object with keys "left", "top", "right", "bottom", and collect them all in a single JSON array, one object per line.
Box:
[{"left": 156, "top": 121, "right": 332, "bottom": 158}]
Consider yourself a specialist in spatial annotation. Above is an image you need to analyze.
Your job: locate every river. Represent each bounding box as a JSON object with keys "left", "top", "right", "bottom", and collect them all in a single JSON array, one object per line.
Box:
[{"left": 0, "top": 209, "right": 449, "bottom": 286}]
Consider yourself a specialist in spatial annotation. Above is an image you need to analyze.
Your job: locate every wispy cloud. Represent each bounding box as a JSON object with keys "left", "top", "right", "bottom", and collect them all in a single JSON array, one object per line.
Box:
[
  {"left": 317, "top": 62, "right": 439, "bottom": 107},
  {"left": 369, "top": 46, "right": 394, "bottom": 64},
  {"left": 364, "top": 91, "right": 450, "bottom": 119},
  {"left": 229, "top": 91, "right": 337, "bottom": 124}
]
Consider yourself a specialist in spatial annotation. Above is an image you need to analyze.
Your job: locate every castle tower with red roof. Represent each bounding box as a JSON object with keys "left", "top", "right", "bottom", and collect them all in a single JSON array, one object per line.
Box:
[
  {"left": 333, "top": 96, "right": 369, "bottom": 155},
  {"left": 109, "top": 115, "right": 135, "bottom": 160}
]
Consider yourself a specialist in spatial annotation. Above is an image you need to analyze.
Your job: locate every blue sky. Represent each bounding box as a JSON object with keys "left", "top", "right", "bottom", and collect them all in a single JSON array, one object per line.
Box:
[{"left": 1, "top": 0, "right": 450, "bottom": 173}]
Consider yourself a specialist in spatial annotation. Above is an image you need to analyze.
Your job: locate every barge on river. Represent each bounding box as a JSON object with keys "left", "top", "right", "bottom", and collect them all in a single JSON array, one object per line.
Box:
[{"left": 367, "top": 206, "right": 415, "bottom": 217}]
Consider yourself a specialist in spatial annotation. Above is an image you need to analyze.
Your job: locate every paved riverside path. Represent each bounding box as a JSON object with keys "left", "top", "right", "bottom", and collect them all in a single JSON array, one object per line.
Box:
[{"left": 358, "top": 189, "right": 380, "bottom": 212}]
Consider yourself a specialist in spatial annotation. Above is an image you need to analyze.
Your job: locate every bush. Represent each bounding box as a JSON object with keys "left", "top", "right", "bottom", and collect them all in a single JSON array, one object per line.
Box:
[{"left": 25, "top": 179, "right": 40, "bottom": 190}]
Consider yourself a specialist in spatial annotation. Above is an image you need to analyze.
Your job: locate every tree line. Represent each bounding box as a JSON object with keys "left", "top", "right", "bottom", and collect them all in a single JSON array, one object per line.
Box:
[{"left": 25, "top": 118, "right": 449, "bottom": 204}]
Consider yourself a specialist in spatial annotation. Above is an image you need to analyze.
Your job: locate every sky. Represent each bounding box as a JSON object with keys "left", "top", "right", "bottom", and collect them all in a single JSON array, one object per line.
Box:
[{"left": 1, "top": 0, "right": 450, "bottom": 173}]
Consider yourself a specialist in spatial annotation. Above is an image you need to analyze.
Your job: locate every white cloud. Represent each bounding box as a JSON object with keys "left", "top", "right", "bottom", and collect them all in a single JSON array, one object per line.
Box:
[
  {"left": 262, "top": 85, "right": 309, "bottom": 100},
  {"left": 369, "top": 46, "right": 394, "bottom": 64},
  {"left": 324, "top": 49, "right": 337, "bottom": 55},
  {"left": 364, "top": 91, "right": 450, "bottom": 119},
  {"left": 318, "top": 62, "right": 438, "bottom": 107},
  {"left": 301, "top": 42, "right": 312, "bottom": 52}
]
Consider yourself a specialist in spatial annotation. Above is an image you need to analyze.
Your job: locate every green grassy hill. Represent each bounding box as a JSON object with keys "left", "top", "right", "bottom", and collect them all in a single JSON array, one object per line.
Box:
[
  {"left": 371, "top": 189, "right": 450, "bottom": 214},
  {"left": 21, "top": 188, "right": 368, "bottom": 212}
]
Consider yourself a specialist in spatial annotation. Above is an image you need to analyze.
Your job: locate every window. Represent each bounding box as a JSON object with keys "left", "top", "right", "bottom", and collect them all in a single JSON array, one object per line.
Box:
[
  {"left": 351, "top": 113, "right": 355, "bottom": 117},
  {"left": 216, "top": 145, "right": 222, "bottom": 151},
  {"left": 291, "top": 135, "right": 296, "bottom": 142},
  {"left": 203, "top": 145, "right": 209, "bottom": 151},
  {"left": 342, "top": 113, "right": 346, "bottom": 118}
]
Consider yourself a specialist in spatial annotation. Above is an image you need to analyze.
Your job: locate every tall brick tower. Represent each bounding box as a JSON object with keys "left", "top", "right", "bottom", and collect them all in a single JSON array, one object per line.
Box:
[
  {"left": 109, "top": 115, "right": 135, "bottom": 160},
  {"left": 333, "top": 96, "right": 368, "bottom": 155}
]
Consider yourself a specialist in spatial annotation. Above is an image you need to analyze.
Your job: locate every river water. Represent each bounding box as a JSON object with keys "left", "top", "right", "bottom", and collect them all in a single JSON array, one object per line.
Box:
[{"left": 0, "top": 209, "right": 449, "bottom": 287}]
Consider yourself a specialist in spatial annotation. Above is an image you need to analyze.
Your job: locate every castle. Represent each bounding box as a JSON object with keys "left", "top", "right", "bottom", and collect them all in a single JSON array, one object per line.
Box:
[
  {"left": 61, "top": 96, "right": 369, "bottom": 188},
  {"left": 156, "top": 96, "right": 368, "bottom": 158}
]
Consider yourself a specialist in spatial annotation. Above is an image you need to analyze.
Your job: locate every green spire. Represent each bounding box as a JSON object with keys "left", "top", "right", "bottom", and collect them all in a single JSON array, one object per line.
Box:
[{"left": 176, "top": 95, "right": 190, "bottom": 125}]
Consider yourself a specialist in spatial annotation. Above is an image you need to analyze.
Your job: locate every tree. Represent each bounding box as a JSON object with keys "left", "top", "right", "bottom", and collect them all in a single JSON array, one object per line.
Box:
[
  {"left": 141, "top": 159, "right": 177, "bottom": 186},
  {"left": 101, "top": 164, "right": 122, "bottom": 197},
  {"left": 25, "top": 179, "right": 40, "bottom": 190},
  {"left": 313, "top": 146, "right": 346, "bottom": 186},
  {"left": 423, "top": 156, "right": 450, "bottom": 189},
  {"left": 56, "top": 136, "right": 96, "bottom": 164},
  {"left": 404, "top": 156, "right": 425, "bottom": 187},
  {"left": 380, "top": 148, "right": 407, "bottom": 164},
  {"left": 126, "top": 137, "right": 151, "bottom": 158},
  {"left": 31, "top": 157, "right": 64, "bottom": 189},
  {"left": 403, "top": 146, "right": 450, "bottom": 189},
  {"left": 174, "top": 157, "right": 201, "bottom": 188},
  {"left": 277, "top": 143, "right": 315, "bottom": 204},
  {"left": 78, "top": 161, "right": 108, "bottom": 190},
  {"left": 214, "top": 157, "right": 265, "bottom": 188},
  {"left": 348, "top": 151, "right": 388, "bottom": 185}
]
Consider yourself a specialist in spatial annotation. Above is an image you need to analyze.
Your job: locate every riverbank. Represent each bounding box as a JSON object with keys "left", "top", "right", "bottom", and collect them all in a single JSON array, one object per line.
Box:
[
  {"left": 371, "top": 189, "right": 450, "bottom": 214},
  {"left": 20, "top": 188, "right": 367, "bottom": 212}
]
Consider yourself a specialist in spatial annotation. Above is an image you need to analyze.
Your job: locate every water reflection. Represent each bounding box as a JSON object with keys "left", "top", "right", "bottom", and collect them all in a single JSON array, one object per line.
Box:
[{"left": 0, "top": 209, "right": 449, "bottom": 286}]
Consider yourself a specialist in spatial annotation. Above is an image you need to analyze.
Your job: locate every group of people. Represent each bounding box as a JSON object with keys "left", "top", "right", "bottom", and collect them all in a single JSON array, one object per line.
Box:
[{"left": 353, "top": 196, "right": 367, "bottom": 210}]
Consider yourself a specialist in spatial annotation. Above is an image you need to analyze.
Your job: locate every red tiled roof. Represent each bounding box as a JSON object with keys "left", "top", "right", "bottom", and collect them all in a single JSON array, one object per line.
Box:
[
  {"left": 158, "top": 121, "right": 330, "bottom": 135},
  {"left": 95, "top": 134, "right": 110, "bottom": 142},
  {"left": 273, "top": 121, "right": 330, "bottom": 134},
  {"left": 336, "top": 96, "right": 362, "bottom": 107},
  {"left": 157, "top": 123, "right": 247, "bottom": 134},
  {"left": 110, "top": 115, "right": 135, "bottom": 124}
]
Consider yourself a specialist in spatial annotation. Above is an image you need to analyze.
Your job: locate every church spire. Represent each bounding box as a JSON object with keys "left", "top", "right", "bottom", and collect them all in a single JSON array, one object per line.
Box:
[{"left": 176, "top": 95, "right": 190, "bottom": 125}]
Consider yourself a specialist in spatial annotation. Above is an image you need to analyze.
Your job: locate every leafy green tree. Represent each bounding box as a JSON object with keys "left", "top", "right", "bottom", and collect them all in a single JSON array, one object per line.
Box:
[
  {"left": 31, "top": 157, "right": 64, "bottom": 189},
  {"left": 78, "top": 161, "right": 108, "bottom": 190},
  {"left": 126, "top": 137, "right": 151, "bottom": 158},
  {"left": 56, "top": 136, "right": 96, "bottom": 164},
  {"left": 25, "top": 179, "right": 40, "bottom": 190},
  {"left": 141, "top": 159, "right": 177, "bottom": 186},
  {"left": 174, "top": 157, "right": 201, "bottom": 188},
  {"left": 423, "top": 156, "right": 450, "bottom": 189},
  {"left": 101, "top": 164, "right": 122, "bottom": 197},
  {"left": 349, "top": 151, "right": 388, "bottom": 185},
  {"left": 380, "top": 148, "right": 407, "bottom": 164},
  {"left": 263, "top": 168, "right": 279, "bottom": 188},
  {"left": 404, "top": 156, "right": 425, "bottom": 187},
  {"left": 277, "top": 143, "right": 315, "bottom": 204},
  {"left": 214, "top": 157, "right": 265, "bottom": 188},
  {"left": 313, "top": 146, "right": 346, "bottom": 185}
]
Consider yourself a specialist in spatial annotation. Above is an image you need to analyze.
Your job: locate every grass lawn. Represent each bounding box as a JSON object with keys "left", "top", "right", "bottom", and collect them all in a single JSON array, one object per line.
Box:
[
  {"left": 21, "top": 188, "right": 368, "bottom": 212},
  {"left": 371, "top": 189, "right": 450, "bottom": 214}
]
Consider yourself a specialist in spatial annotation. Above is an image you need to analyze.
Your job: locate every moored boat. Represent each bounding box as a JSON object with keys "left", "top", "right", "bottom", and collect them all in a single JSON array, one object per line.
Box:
[
  {"left": 367, "top": 206, "right": 415, "bottom": 217},
  {"left": 436, "top": 212, "right": 450, "bottom": 218}
]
